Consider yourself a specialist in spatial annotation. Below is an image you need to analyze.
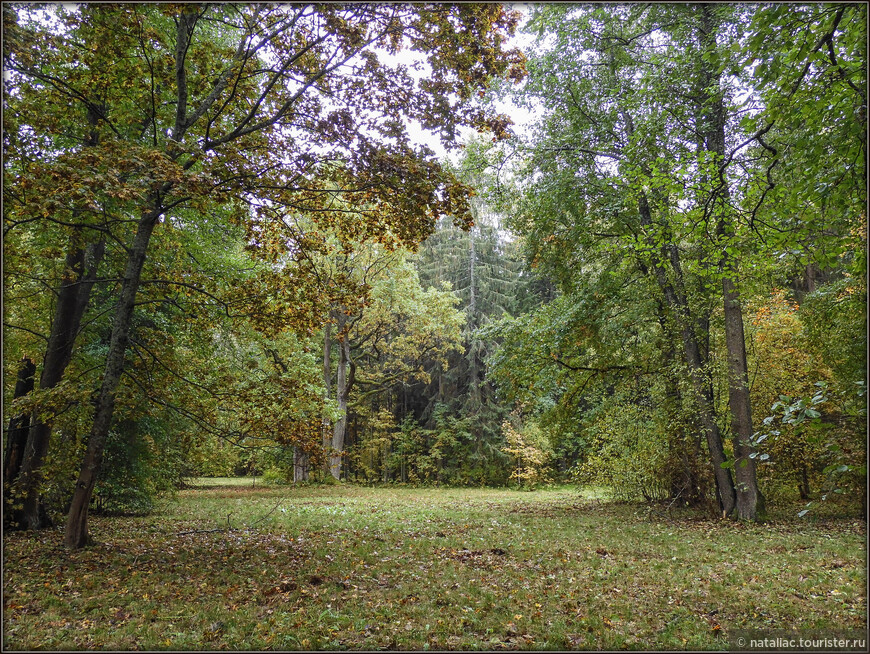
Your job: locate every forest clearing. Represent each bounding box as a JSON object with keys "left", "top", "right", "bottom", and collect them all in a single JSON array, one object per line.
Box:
[
  {"left": 2, "top": 3, "right": 866, "bottom": 651},
  {"left": 3, "top": 482, "right": 865, "bottom": 651}
]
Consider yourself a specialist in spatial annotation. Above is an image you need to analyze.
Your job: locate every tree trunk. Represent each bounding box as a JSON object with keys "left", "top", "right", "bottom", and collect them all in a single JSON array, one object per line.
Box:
[
  {"left": 469, "top": 229, "right": 476, "bottom": 317},
  {"left": 683, "top": 315, "right": 738, "bottom": 517},
  {"left": 64, "top": 212, "right": 159, "bottom": 548},
  {"left": 696, "top": 3, "right": 762, "bottom": 521},
  {"left": 637, "top": 193, "right": 737, "bottom": 516},
  {"left": 620, "top": 81, "right": 737, "bottom": 516},
  {"left": 12, "top": 102, "right": 105, "bottom": 529},
  {"left": 4, "top": 357, "right": 36, "bottom": 481},
  {"left": 322, "top": 320, "right": 332, "bottom": 475},
  {"left": 806, "top": 263, "right": 818, "bottom": 294},
  {"left": 722, "top": 271, "right": 763, "bottom": 520},
  {"left": 798, "top": 463, "right": 811, "bottom": 500},
  {"left": 382, "top": 439, "right": 390, "bottom": 483},
  {"left": 330, "top": 328, "right": 353, "bottom": 480},
  {"left": 15, "top": 237, "right": 105, "bottom": 530},
  {"left": 293, "top": 447, "right": 309, "bottom": 482},
  {"left": 3, "top": 357, "right": 36, "bottom": 526}
]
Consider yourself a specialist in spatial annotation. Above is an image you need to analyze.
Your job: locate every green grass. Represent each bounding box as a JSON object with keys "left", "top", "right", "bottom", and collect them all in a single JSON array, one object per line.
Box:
[
  {"left": 184, "top": 476, "right": 263, "bottom": 488},
  {"left": 3, "top": 483, "right": 865, "bottom": 650}
]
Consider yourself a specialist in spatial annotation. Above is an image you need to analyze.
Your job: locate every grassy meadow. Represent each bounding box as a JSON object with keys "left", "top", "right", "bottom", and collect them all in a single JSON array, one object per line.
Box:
[{"left": 3, "top": 482, "right": 865, "bottom": 650}]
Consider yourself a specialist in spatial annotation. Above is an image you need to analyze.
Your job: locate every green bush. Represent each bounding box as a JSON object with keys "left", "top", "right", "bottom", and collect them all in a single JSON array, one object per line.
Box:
[
  {"left": 260, "top": 466, "right": 290, "bottom": 486},
  {"left": 572, "top": 404, "right": 671, "bottom": 502},
  {"left": 93, "top": 422, "right": 157, "bottom": 515},
  {"left": 93, "top": 416, "right": 182, "bottom": 516}
]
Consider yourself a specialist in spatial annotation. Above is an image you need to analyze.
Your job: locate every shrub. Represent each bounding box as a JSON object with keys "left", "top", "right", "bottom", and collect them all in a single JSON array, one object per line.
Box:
[
  {"left": 260, "top": 466, "right": 290, "bottom": 486},
  {"left": 501, "top": 412, "right": 553, "bottom": 489},
  {"left": 572, "top": 404, "right": 671, "bottom": 502},
  {"left": 91, "top": 413, "right": 190, "bottom": 516}
]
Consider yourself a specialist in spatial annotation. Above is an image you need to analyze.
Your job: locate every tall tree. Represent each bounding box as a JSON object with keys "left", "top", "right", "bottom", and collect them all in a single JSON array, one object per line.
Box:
[
  {"left": 410, "top": 139, "right": 537, "bottom": 478},
  {"left": 490, "top": 2, "right": 865, "bottom": 517},
  {"left": 497, "top": 4, "right": 742, "bottom": 513},
  {"left": 324, "top": 248, "right": 464, "bottom": 480},
  {"left": 691, "top": 3, "right": 761, "bottom": 520},
  {"left": 4, "top": 3, "right": 525, "bottom": 547}
]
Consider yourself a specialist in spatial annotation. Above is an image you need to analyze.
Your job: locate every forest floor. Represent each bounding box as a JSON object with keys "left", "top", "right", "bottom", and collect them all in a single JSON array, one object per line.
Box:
[{"left": 3, "top": 483, "right": 866, "bottom": 650}]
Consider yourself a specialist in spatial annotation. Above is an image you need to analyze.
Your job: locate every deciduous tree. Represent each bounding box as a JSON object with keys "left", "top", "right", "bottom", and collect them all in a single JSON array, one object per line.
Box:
[{"left": 4, "top": 3, "right": 525, "bottom": 547}]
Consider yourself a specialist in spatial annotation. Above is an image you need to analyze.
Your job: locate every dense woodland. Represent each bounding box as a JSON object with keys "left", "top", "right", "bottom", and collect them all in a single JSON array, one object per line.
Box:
[{"left": 3, "top": 3, "right": 866, "bottom": 550}]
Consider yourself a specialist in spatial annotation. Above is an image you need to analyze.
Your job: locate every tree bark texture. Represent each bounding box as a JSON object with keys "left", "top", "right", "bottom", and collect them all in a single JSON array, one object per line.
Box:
[
  {"left": 64, "top": 213, "right": 158, "bottom": 548},
  {"left": 293, "top": 447, "right": 309, "bottom": 483},
  {"left": 722, "top": 271, "right": 763, "bottom": 520},
  {"left": 330, "top": 325, "right": 354, "bottom": 480}
]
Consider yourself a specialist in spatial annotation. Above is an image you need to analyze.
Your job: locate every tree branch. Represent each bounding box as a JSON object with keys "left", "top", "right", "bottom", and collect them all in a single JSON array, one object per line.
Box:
[{"left": 3, "top": 323, "right": 49, "bottom": 342}]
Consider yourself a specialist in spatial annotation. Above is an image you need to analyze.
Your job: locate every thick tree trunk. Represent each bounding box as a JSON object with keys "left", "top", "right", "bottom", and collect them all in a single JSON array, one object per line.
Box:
[
  {"left": 15, "top": 237, "right": 105, "bottom": 530},
  {"left": 293, "top": 447, "right": 309, "bottom": 482},
  {"left": 64, "top": 212, "right": 159, "bottom": 548}
]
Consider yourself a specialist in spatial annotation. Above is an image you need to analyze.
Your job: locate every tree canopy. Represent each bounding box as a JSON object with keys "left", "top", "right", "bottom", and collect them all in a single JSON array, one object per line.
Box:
[{"left": 2, "top": 3, "right": 865, "bottom": 550}]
